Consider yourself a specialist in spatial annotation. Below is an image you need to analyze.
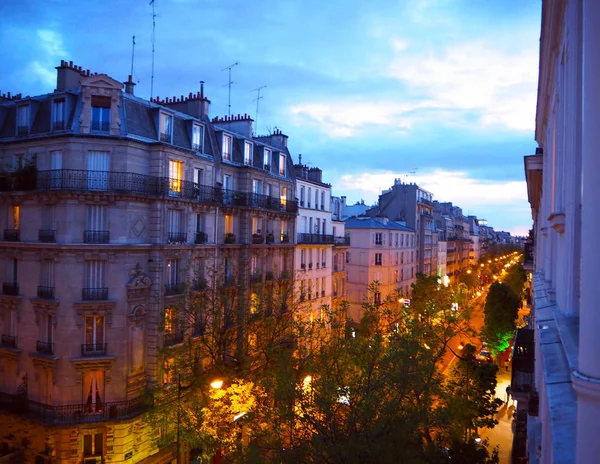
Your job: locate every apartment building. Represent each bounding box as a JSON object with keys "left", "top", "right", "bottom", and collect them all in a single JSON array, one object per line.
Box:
[
  {"left": 344, "top": 216, "right": 416, "bottom": 322},
  {"left": 523, "top": 1, "right": 600, "bottom": 462},
  {"left": 0, "top": 61, "right": 297, "bottom": 463},
  {"left": 367, "top": 180, "right": 434, "bottom": 275}
]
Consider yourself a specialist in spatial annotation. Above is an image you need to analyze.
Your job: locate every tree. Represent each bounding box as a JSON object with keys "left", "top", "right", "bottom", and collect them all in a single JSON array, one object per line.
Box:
[
  {"left": 482, "top": 282, "right": 521, "bottom": 354},
  {"left": 503, "top": 263, "right": 527, "bottom": 299}
]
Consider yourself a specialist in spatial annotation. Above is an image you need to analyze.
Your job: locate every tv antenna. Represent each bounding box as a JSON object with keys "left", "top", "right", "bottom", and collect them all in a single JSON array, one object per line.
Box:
[
  {"left": 149, "top": 0, "right": 156, "bottom": 100},
  {"left": 130, "top": 35, "right": 136, "bottom": 77},
  {"left": 252, "top": 85, "right": 266, "bottom": 135},
  {"left": 222, "top": 61, "right": 239, "bottom": 117}
]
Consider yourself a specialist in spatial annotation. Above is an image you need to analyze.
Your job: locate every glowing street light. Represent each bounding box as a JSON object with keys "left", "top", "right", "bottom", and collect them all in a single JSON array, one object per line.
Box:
[
  {"left": 210, "top": 379, "right": 224, "bottom": 389},
  {"left": 233, "top": 412, "right": 247, "bottom": 421}
]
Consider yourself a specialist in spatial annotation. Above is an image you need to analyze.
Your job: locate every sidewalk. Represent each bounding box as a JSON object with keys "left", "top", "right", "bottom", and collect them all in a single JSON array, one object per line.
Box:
[{"left": 480, "top": 361, "right": 514, "bottom": 463}]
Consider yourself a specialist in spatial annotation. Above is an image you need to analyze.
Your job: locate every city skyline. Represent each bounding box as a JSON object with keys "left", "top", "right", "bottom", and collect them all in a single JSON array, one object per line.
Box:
[{"left": 0, "top": 0, "right": 540, "bottom": 235}]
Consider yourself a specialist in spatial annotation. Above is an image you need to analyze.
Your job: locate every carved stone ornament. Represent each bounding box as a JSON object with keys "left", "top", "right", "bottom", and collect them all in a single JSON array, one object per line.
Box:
[
  {"left": 73, "top": 358, "right": 115, "bottom": 383},
  {"left": 30, "top": 298, "right": 59, "bottom": 326},
  {"left": 0, "top": 294, "right": 23, "bottom": 322},
  {"left": 128, "top": 305, "right": 146, "bottom": 324},
  {"left": 74, "top": 301, "right": 116, "bottom": 328},
  {"left": 126, "top": 264, "right": 152, "bottom": 302},
  {"left": 548, "top": 211, "right": 566, "bottom": 234}
]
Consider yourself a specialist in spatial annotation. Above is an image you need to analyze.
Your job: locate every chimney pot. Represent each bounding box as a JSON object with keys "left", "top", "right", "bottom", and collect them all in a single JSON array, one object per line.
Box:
[
  {"left": 69, "top": 61, "right": 73, "bottom": 67},
  {"left": 200, "top": 81, "right": 205, "bottom": 99},
  {"left": 7, "top": 92, "right": 11, "bottom": 99}
]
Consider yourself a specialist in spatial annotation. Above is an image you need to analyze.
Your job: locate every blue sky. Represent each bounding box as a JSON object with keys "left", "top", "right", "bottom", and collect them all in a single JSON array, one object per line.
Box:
[{"left": 0, "top": 0, "right": 540, "bottom": 235}]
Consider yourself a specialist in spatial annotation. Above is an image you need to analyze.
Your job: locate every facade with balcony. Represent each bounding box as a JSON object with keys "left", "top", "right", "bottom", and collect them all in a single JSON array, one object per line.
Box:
[
  {"left": 523, "top": 2, "right": 600, "bottom": 463},
  {"left": 344, "top": 216, "right": 416, "bottom": 322},
  {"left": 0, "top": 60, "right": 297, "bottom": 462}
]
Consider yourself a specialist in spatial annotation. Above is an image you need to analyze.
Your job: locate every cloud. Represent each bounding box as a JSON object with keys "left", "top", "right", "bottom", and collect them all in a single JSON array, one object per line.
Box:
[
  {"left": 28, "top": 61, "right": 55, "bottom": 87},
  {"left": 386, "top": 39, "right": 538, "bottom": 131},
  {"left": 37, "top": 29, "right": 66, "bottom": 57}
]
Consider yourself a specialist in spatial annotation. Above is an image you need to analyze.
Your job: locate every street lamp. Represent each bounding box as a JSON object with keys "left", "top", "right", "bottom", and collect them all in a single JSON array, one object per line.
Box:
[{"left": 210, "top": 379, "right": 224, "bottom": 390}]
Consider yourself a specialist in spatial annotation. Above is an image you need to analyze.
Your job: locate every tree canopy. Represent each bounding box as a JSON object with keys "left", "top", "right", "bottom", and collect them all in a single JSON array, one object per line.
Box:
[{"left": 482, "top": 282, "right": 521, "bottom": 354}]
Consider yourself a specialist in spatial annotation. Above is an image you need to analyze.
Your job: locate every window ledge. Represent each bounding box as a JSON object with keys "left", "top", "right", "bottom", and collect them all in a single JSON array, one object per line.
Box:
[{"left": 548, "top": 212, "right": 566, "bottom": 234}]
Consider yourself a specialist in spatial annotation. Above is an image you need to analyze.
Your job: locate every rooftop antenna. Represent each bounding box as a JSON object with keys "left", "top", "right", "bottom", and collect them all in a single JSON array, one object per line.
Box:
[
  {"left": 130, "top": 35, "right": 136, "bottom": 77},
  {"left": 251, "top": 85, "right": 266, "bottom": 136},
  {"left": 222, "top": 61, "right": 239, "bottom": 117},
  {"left": 149, "top": 0, "right": 156, "bottom": 100}
]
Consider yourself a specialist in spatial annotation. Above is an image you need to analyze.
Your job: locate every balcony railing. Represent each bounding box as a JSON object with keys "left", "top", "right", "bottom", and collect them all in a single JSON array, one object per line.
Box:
[
  {"left": 81, "top": 343, "right": 108, "bottom": 356},
  {"left": 36, "top": 340, "right": 54, "bottom": 355},
  {"left": 165, "top": 283, "right": 185, "bottom": 296},
  {"left": 334, "top": 236, "right": 351, "bottom": 246},
  {"left": 195, "top": 231, "right": 208, "bottom": 244},
  {"left": 1, "top": 334, "right": 17, "bottom": 348},
  {"left": 224, "top": 233, "right": 236, "bottom": 244},
  {"left": 0, "top": 169, "right": 298, "bottom": 213},
  {"left": 37, "top": 286, "right": 55, "bottom": 299},
  {"left": 164, "top": 331, "right": 184, "bottom": 347},
  {"left": 82, "top": 288, "right": 108, "bottom": 301},
  {"left": 297, "top": 233, "right": 335, "bottom": 245},
  {"left": 84, "top": 230, "right": 109, "bottom": 244},
  {"left": 280, "top": 234, "right": 290, "bottom": 243},
  {"left": 251, "top": 234, "right": 264, "bottom": 244},
  {"left": 38, "top": 229, "right": 56, "bottom": 243},
  {"left": 3, "top": 229, "right": 20, "bottom": 241},
  {"left": 2, "top": 282, "right": 19, "bottom": 296},
  {"left": 167, "top": 232, "right": 187, "bottom": 244},
  {"left": 0, "top": 391, "right": 149, "bottom": 425}
]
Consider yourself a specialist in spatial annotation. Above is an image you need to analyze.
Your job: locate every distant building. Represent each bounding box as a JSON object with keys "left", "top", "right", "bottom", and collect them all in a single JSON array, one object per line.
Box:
[{"left": 344, "top": 216, "right": 416, "bottom": 321}]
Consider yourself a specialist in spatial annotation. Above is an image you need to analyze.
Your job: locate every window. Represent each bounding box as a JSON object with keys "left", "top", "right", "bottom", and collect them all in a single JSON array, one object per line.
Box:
[
  {"left": 83, "top": 373, "right": 104, "bottom": 415},
  {"left": 401, "top": 252, "right": 404, "bottom": 264},
  {"left": 308, "top": 188, "right": 311, "bottom": 208},
  {"left": 194, "top": 167, "right": 204, "bottom": 186},
  {"left": 39, "top": 259, "right": 54, "bottom": 298},
  {"left": 222, "top": 134, "right": 232, "bottom": 160},
  {"left": 167, "top": 209, "right": 185, "bottom": 243},
  {"left": 192, "top": 124, "right": 204, "bottom": 151},
  {"left": 225, "top": 214, "right": 234, "bottom": 234},
  {"left": 252, "top": 216, "right": 261, "bottom": 235},
  {"left": 16, "top": 105, "right": 29, "bottom": 135},
  {"left": 85, "top": 315, "right": 105, "bottom": 354},
  {"left": 315, "top": 189, "right": 319, "bottom": 209},
  {"left": 244, "top": 141, "right": 253, "bottom": 165},
  {"left": 375, "top": 233, "right": 383, "bottom": 245},
  {"left": 85, "top": 205, "right": 108, "bottom": 243},
  {"left": 91, "top": 96, "right": 110, "bottom": 131},
  {"left": 321, "top": 191, "right": 325, "bottom": 210},
  {"left": 167, "top": 259, "right": 179, "bottom": 285},
  {"left": 10, "top": 205, "right": 19, "bottom": 230},
  {"left": 263, "top": 148, "right": 271, "bottom": 170},
  {"left": 279, "top": 153, "right": 286, "bottom": 176},
  {"left": 375, "top": 253, "right": 382, "bottom": 266},
  {"left": 395, "top": 252, "right": 399, "bottom": 265},
  {"left": 87, "top": 151, "right": 109, "bottom": 190},
  {"left": 160, "top": 112, "right": 173, "bottom": 142},
  {"left": 280, "top": 186, "right": 287, "bottom": 208},
  {"left": 83, "top": 431, "right": 104, "bottom": 456},
  {"left": 394, "top": 270, "right": 399, "bottom": 283},
  {"left": 322, "top": 276, "right": 326, "bottom": 297},
  {"left": 300, "top": 186, "right": 305, "bottom": 206},
  {"left": 50, "top": 151, "right": 62, "bottom": 188},
  {"left": 374, "top": 292, "right": 381, "bottom": 305},
  {"left": 169, "top": 159, "right": 183, "bottom": 195},
  {"left": 252, "top": 179, "right": 262, "bottom": 195},
  {"left": 52, "top": 98, "right": 65, "bottom": 131},
  {"left": 300, "top": 249, "right": 306, "bottom": 268},
  {"left": 85, "top": 261, "right": 106, "bottom": 299}
]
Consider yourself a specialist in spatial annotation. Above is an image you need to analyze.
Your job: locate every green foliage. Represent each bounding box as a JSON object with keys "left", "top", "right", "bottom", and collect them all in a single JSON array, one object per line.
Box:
[
  {"left": 503, "top": 264, "right": 527, "bottom": 299},
  {"left": 482, "top": 282, "right": 521, "bottom": 354}
]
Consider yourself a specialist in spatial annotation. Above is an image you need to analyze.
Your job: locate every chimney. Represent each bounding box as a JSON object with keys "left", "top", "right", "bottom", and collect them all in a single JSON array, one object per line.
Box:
[
  {"left": 124, "top": 75, "right": 136, "bottom": 95},
  {"left": 56, "top": 59, "right": 84, "bottom": 91},
  {"left": 270, "top": 129, "right": 288, "bottom": 149}
]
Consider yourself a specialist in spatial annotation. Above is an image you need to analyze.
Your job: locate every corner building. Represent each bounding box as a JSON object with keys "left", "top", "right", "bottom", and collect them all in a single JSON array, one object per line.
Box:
[{"left": 0, "top": 61, "right": 297, "bottom": 462}]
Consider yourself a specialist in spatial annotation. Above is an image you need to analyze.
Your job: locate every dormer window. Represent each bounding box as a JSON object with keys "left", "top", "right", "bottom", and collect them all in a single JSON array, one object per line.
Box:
[
  {"left": 91, "top": 96, "right": 110, "bottom": 132},
  {"left": 244, "top": 141, "right": 252, "bottom": 165},
  {"left": 52, "top": 98, "right": 65, "bottom": 131},
  {"left": 160, "top": 113, "right": 173, "bottom": 143},
  {"left": 222, "top": 134, "right": 232, "bottom": 161},
  {"left": 16, "top": 105, "right": 29, "bottom": 136},
  {"left": 279, "top": 153, "right": 286, "bottom": 176},
  {"left": 192, "top": 124, "right": 203, "bottom": 152},
  {"left": 263, "top": 148, "right": 271, "bottom": 171}
]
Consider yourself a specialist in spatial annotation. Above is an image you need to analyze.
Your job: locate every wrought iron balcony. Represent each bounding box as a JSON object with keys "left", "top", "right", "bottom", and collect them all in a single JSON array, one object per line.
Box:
[
  {"left": 297, "top": 233, "right": 335, "bottom": 245},
  {"left": 280, "top": 234, "right": 290, "bottom": 243},
  {"left": 266, "top": 233, "right": 275, "bottom": 244},
  {"left": 0, "top": 391, "right": 149, "bottom": 425},
  {"left": 91, "top": 121, "right": 110, "bottom": 132},
  {"left": 167, "top": 232, "right": 187, "bottom": 244},
  {"left": 3, "top": 229, "right": 20, "bottom": 241},
  {"left": 164, "top": 331, "right": 184, "bottom": 347},
  {"left": 36, "top": 340, "right": 54, "bottom": 355},
  {"left": 224, "top": 233, "right": 236, "bottom": 244},
  {"left": 321, "top": 262, "right": 326, "bottom": 268},
  {"left": 195, "top": 231, "right": 208, "bottom": 244},
  {"left": 252, "top": 234, "right": 264, "bottom": 244},
  {"left": 1, "top": 334, "right": 17, "bottom": 348},
  {"left": 84, "top": 230, "right": 109, "bottom": 244},
  {"left": 38, "top": 229, "right": 56, "bottom": 243},
  {"left": 165, "top": 283, "right": 185, "bottom": 296},
  {"left": 82, "top": 288, "right": 108, "bottom": 301},
  {"left": 2, "top": 282, "right": 19, "bottom": 296},
  {"left": 334, "top": 236, "right": 351, "bottom": 246},
  {"left": 81, "top": 343, "right": 107, "bottom": 357},
  {"left": 37, "top": 286, "right": 55, "bottom": 299}
]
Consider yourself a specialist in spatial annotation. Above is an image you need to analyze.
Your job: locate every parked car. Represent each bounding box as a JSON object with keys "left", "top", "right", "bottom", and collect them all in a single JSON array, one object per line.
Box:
[{"left": 475, "top": 349, "right": 494, "bottom": 363}]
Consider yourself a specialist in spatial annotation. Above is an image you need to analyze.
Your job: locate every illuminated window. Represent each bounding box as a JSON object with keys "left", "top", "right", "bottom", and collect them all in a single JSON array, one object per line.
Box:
[
  {"left": 169, "top": 159, "right": 183, "bottom": 194},
  {"left": 83, "top": 371, "right": 104, "bottom": 414},
  {"left": 375, "top": 253, "right": 382, "bottom": 266},
  {"left": 280, "top": 186, "right": 287, "bottom": 208},
  {"left": 225, "top": 215, "right": 234, "bottom": 234},
  {"left": 11, "top": 205, "right": 19, "bottom": 229}
]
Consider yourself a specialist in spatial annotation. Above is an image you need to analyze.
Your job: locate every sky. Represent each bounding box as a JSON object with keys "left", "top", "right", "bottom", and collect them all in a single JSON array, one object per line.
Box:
[{"left": 0, "top": 0, "right": 540, "bottom": 235}]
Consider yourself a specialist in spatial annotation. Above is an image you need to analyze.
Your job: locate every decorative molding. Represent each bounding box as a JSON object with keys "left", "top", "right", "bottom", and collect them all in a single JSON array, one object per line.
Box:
[
  {"left": 72, "top": 357, "right": 116, "bottom": 383},
  {"left": 127, "top": 264, "right": 152, "bottom": 303},
  {"left": 73, "top": 300, "right": 116, "bottom": 328},
  {"left": 30, "top": 352, "right": 59, "bottom": 382},
  {"left": 0, "top": 294, "right": 23, "bottom": 321},
  {"left": 540, "top": 226, "right": 549, "bottom": 238},
  {"left": 0, "top": 347, "right": 22, "bottom": 362},
  {"left": 30, "top": 298, "right": 60, "bottom": 326},
  {"left": 128, "top": 305, "right": 146, "bottom": 324},
  {"left": 548, "top": 211, "right": 566, "bottom": 234}
]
